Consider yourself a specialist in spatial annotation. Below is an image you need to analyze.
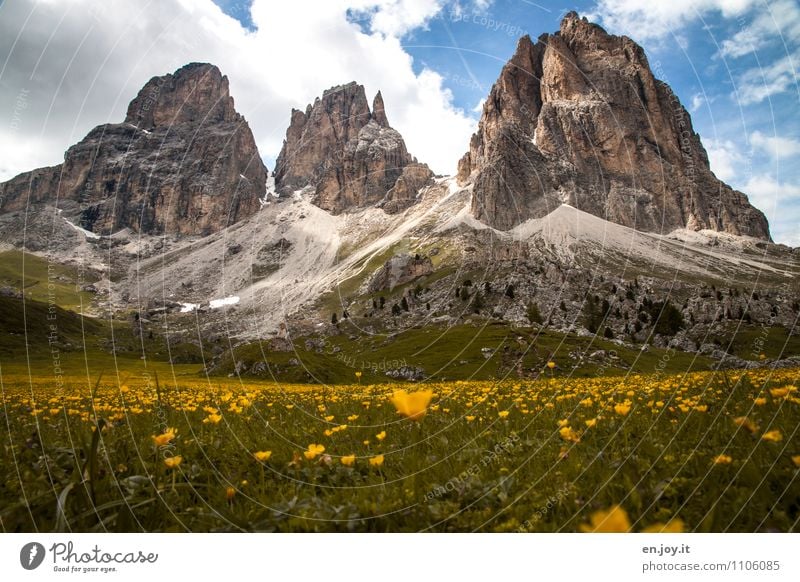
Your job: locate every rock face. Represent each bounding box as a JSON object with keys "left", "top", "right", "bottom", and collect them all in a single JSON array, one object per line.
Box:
[
  {"left": 458, "top": 12, "right": 771, "bottom": 239},
  {"left": 368, "top": 253, "right": 434, "bottom": 292},
  {"left": 274, "top": 82, "right": 432, "bottom": 214},
  {"left": 0, "top": 63, "right": 267, "bottom": 236}
]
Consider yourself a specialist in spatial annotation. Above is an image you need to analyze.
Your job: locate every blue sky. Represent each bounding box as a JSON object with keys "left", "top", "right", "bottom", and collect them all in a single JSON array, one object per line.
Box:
[{"left": 211, "top": 0, "right": 800, "bottom": 245}]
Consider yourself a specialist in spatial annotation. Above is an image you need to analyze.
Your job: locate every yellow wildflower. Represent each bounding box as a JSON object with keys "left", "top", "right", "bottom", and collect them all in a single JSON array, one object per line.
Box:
[
  {"left": 152, "top": 428, "right": 177, "bottom": 447},
  {"left": 254, "top": 451, "right": 272, "bottom": 462},
  {"left": 754, "top": 397, "right": 767, "bottom": 406},
  {"left": 559, "top": 426, "right": 581, "bottom": 443},
  {"left": 498, "top": 410, "right": 510, "bottom": 419},
  {"left": 304, "top": 443, "right": 326, "bottom": 460},
  {"left": 376, "top": 431, "right": 386, "bottom": 441},
  {"left": 341, "top": 454, "right": 356, "bottom": 467},
  {"left": 203, "top": 413, "right": 222, "bottom": 424},
  {"left": 164, "top": 455, "right": 183, "bottom": 469},
  {"left": 226, "top": 486, "right": 236, "bottom": 501},
  {"left": 584, "top": 418, "right": 597, "bottom": 428},
  {"left": 579, "top": 505, "right": 631, "bottom": 533},
  {"left": 791, "top": 455, "right": 800, "bottom": 467},
  {"left": 732, "top": 416, "right": 758, "bottom": 433},
  {"left": 713, "top": 454, "right": 732, "bottom": 465},
  {"left": 369, "top": 454, "right": 385, "bottom": 467},
  {"left": 390, "top": 390, "right": 434, "bottom": 421},
  {"left": 761, "top": 430, "right": 783, "bottom": 443},
  {"left": 614, "top": 403, "right": 631, "bottom": 416}
]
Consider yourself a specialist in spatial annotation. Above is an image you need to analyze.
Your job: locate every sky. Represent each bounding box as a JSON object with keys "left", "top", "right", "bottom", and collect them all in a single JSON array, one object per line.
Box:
[{"left": 0, "top": 0, "right": 797, "bottom": 245}]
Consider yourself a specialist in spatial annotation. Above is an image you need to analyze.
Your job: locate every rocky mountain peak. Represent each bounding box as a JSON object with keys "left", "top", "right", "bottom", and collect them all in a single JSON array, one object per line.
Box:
[
  {"left": 458, "top": 12, "right": 770, "bottom": 240},
  {"left": 274, "top": 82, "right": 432, "bottom": 214},
  {"left": 0, "top": 63, "right": 267, "bottom": 236},
  {"left": 372, "top": 90, "right": 390, "bottom": 127},
  {"left": 125, "top": 62, "right": 238, "bottom": 130}
]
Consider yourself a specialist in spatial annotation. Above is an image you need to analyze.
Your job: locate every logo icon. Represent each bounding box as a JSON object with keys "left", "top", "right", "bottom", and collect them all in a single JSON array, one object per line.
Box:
[{"left": 20, "top": 542, "right": 46, "bottom": 570}]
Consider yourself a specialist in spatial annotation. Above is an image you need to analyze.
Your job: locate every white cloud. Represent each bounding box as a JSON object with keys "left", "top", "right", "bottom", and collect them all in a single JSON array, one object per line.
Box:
[
  {"left": 719, "top": 0, "right": 800, "bottom": 58},
  {"left": 690, "top": 93, "right": 706, "bottom": 112},
  {"left": 741, "top": 174, "right": 800, "bottom": 245},
  {"left": 750, "top": 130, "right": 800, "bottom": 159},
  {"left": 348, "top": 0, "right": 445, "bottom": 37},
  {"left": 705, "top": 138, "right": 747, "bottom": 182},
  {"left": 0, "top": 0, "right": 477, "bottom": 181},
  {"left": 587, "top": 0, "right": 757, "bottom": 41},
  {"left": 735, "top": 51, "right": 799, "bottom": 104}
]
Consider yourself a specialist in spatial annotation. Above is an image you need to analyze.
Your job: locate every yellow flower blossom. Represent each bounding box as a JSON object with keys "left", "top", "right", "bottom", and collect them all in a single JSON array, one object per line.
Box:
[
  {"left": 390, "top": 390, "right": 434, "bottom": 421},
  {"left": 304, "top": 443, "right": 326, "bottom": 460},
  {"left": 203, "top": 413, "right": 222, "bottom": 424},
  {"left": 369, "top": 454, "right": 385, "bottom": 467},
  {"left": 498, "top": 410, "right": 510, "bottom": 419},
  {"left": 614, "top": 403, "right": 631, "bottom": 416},
  {"left": 376, "top": 431, "right": 386, "bottom": 441},
  {"left": 254, "top": 451, "right": 272, "bottom": 462},
  {"left": 761, "top": 430, "right": 783, "bottom": 443},
  {"left": 559, "top": 426, "right": 581, "bottom": 443},
  {"left": 713, "top": 454, "right": 732, "bottom": 465},
  {"left": 732, "top": 416, "right": 758, "bottom": 433},
  {"left": 579, "top": 505, "right": 631, "bottom": 533},
  {"left": 164, "top": 455, "right": 183, "bottom": 469},
  {"left": 152, "top": 428, "right": 177, "bottom": 447},
  {"left": 341, "top": 454, "right": 356, "bottom": 467}
]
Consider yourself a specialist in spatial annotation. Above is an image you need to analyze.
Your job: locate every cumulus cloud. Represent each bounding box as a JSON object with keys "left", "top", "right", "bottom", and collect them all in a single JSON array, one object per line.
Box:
[
  {"left": 750, "top": 130, "right": 800, "bottom": 159},
  {"left": 706, "top": 138, "right": 748, "bottom": 182},
  {"left": 587, "top": 0, "right": 757, "bottom": 41},
  {"left": 719, "top": 0, "right": 800, "bottom": 58},
  {"left": 0, "top": 0, "right": 477, "bottom": 180},
  {"left": 735, "top": 51, "right": 800, "bottom": 104},
  {"left": 741, "top": 174, "right": 800, "bottom": 245}
]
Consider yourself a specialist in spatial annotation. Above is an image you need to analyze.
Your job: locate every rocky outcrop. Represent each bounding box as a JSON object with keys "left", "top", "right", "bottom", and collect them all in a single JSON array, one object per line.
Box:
[
  {"left": 0, "top": 63, "right": 267, "bottom": 236},
  {"left": 274, "top": 82, "right": 432, "bottom": 214},
  {"left": 368, "top": 253, "right": 434, "bottom": 292},
  {"left": 458, "top": 12, "right": 771, "bottom": 239}
]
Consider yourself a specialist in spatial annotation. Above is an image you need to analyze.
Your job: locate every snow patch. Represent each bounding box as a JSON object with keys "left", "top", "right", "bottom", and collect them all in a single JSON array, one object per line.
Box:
[
  {"left": 209, "top": 295, "right": 240, "bottom": 309},
  {"left": 179, "top": 302, "right": 200, "bottom": 313},
  {"left": 63, "top": 217, "right": 100, "bottom": 239}
]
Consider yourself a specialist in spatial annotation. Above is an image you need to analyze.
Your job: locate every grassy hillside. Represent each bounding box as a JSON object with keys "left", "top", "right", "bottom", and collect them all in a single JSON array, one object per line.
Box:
[
  {"left": 214, "top": 322, "right": 716, "bottom": 384},
  {"left": 0, "top": 295, "right": 204, "bottom": 379},
  {"left": 0, "top": 250, "right": 96, "bottom": 311}
]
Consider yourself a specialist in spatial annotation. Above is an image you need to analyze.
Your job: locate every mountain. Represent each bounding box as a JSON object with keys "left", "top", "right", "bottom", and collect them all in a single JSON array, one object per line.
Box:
[
  {"left": 0, "top": 14, "right": 796, "bottom": 379},
  {"left": 0, "top": 63, "right": 267, "bottom": 236},
  {"left": 274, "top": 82, "right": 433, "bottom": 214},
  {"left": 457, "top": 12, "right": 770, "bottom": 239}
]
